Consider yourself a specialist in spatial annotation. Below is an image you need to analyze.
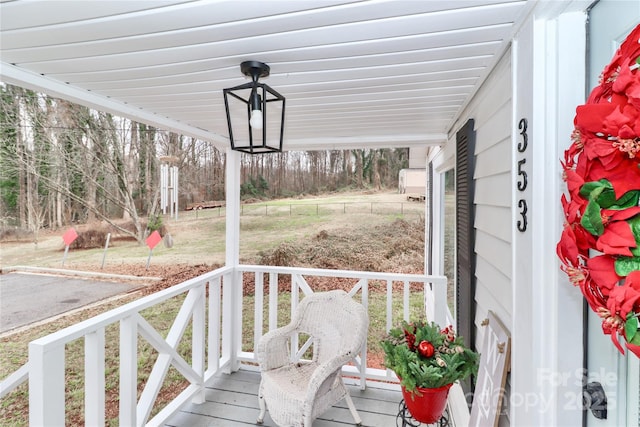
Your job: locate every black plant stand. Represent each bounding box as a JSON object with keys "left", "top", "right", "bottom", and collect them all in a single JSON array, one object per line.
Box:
[{"left": 396, "top": 400, "right": 450, "bottom": 427}]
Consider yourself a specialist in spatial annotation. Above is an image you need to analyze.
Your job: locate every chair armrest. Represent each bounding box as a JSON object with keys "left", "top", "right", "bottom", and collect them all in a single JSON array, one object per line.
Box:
[
  {"left": 304, "top": 351, "right": 355, "bottom": 403},
  {"left": 256, "top": 324, "right": 297, "bottom": 370}
]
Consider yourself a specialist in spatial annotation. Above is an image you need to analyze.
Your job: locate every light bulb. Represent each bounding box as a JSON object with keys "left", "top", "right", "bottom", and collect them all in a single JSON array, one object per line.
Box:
[{"left": 249, "top": 109, "right": 263, "bottom": 129}]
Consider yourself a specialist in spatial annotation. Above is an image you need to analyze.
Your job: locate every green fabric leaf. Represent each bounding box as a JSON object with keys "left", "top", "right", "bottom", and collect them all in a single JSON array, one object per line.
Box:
[
  {"left": 581, "top": 199, "right": 604, "bottom": 236},
  {"left": 579, "top": 180, "right": 639, "bottom": 209},
  {"left": 607, "top": 191, "right": 640, "bottom": 210},
  {"left": 615, "top": 256, "right": 640, "bottom": 276},
  {"left": 596, "top": 188, "right": 618, "bottom": 208},
  {"left": 629, "top": 216, "right": 640, "bottom": 256},
  {"left": 626, "top": 316, "right": 639, "bottom": 343},
  {"left": 579, "top": 179, "right": 611, "bottom": 199},
  {"left": 629, "top": 216, "right": 640, "bottom": 243}
]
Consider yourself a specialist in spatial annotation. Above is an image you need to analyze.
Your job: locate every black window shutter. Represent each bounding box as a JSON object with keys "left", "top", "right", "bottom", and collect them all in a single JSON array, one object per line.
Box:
[{"left": 455, "top": 119, "right": 476, "bottom": 397}]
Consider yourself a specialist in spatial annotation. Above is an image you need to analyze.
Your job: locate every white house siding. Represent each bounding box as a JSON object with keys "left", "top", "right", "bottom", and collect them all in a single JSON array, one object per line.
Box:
[
  {"left": 430, "top": 50, "right": 514, "bottom": 426},
  {"left": 427, "top": 6, "right": 596, "bottom": 427},
  {"left": 457, "top": 52, "right": 513, "bottom": 344},
  {"left": 469, "top": 54, "right": 513, "bottom": 427}
]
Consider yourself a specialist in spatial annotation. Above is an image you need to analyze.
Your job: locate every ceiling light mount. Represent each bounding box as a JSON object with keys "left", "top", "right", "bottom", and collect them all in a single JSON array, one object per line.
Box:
[{"left": 241, "top": 60, "right": 270, "bottom": 81}]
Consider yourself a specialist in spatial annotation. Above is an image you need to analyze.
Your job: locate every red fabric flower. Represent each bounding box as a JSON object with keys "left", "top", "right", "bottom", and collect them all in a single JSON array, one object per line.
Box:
[
  {"left": 596, "top": 221, "right": 637, "bottom": 256},
  {"left": 558, "top": 24, "right": 640, "bottom": 357},
  {"left": 608, "top": 271, "right": 640, "bottom": 320},
  {"left": 586, "top": 255, "right": 620, "bottom": 296}
]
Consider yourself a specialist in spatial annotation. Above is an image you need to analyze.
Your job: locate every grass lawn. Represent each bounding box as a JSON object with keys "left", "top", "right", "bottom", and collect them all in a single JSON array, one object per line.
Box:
[{"left": 0, "top": 191, "right": 429, "bottom": 426}]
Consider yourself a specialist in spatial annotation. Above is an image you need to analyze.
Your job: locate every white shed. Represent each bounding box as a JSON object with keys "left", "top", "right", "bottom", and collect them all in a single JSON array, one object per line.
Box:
[{"left": 398, "top": 168, "right": 426, "bottom": 195}]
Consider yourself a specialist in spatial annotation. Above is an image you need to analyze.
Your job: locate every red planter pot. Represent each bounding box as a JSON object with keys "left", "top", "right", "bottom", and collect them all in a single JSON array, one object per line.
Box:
[{"left": 401, "top": 383, "right": 452, "bottom": 424}]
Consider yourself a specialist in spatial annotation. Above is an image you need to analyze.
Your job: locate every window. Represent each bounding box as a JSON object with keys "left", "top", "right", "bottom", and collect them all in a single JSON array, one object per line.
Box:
[{"left": 443, "top": 169, "right": 456, "bottom": 317}]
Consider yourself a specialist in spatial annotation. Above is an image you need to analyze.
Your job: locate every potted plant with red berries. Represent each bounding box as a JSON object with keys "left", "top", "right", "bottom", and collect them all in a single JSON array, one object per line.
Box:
[{"left": 381, "top": 320, "right": 479, "bottom": 423}]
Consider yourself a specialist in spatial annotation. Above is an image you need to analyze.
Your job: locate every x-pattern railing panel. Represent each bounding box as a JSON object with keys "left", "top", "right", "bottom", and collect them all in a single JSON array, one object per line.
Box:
[{"left": 1, "top": 265, "right": 447, "bottom": 426}]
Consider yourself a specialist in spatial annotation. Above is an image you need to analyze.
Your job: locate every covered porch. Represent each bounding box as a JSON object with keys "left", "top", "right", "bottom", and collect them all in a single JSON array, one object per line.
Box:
[
  {"left": 2, "top": 264, "right": 461, "bottom": 426},
  {"left": 1, "top": 1, "right": 583, "bottom": 426}
]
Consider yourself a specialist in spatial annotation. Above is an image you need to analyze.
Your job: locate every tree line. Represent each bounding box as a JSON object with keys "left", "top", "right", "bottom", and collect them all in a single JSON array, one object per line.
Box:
[{"left": 0, "top": 84, "right": 409, "bottom": 242}]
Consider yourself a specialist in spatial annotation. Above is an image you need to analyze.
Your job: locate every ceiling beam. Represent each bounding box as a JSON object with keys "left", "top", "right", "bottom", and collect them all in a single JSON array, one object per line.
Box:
[
  {"left": 0, "top": 62, "right": 229, "bottom": 146},
  {"left": 284, "top": 134, "right": 446, "bottom": 151}
]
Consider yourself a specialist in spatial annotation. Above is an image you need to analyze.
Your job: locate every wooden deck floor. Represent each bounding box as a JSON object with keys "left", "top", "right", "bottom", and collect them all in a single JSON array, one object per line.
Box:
[{"left": 164, "top": 369, "right": 405, "bottom": 427}]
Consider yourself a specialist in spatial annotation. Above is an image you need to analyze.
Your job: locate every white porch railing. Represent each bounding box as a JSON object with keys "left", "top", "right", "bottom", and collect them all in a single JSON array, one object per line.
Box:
[{"left": 0, "top": 265, "right": 448, "bottom": 426}]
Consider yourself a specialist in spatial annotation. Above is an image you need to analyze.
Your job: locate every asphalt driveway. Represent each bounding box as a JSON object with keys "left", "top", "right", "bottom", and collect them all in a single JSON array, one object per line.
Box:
[{"left": 0, "top": 272, "right": 143, "bottom": 333}]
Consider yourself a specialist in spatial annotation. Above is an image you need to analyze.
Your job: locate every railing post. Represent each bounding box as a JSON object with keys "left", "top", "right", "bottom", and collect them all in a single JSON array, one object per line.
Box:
[
  {"left": 209, "top": 276, "right": 222, "bottom": 372},
  {"left": 232, "top": 270, "right": 242, "bottom": 371},
  {"left": 433, "top": 280, "right": 448, "bottom": 327},
  {"left": 119, "top": 315, "right": 138, "bottom": 426},
  {"left": 29, "top": 341, "right": 65, "bottom": 426},
  {"left": 192, "top": 284, "right": 206, "bottom": 404},
  {"left": 222, "top": 270, "right": 242, "bottom": 372},
  {"left": 428, "top": 278, "right": 448, "bottom": 326},
  {"left": 85, "top": 328, "right": 106, "bottom": 426}
]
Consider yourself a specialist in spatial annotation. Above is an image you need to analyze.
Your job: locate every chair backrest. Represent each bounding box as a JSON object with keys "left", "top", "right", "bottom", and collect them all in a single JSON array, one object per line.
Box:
[{"left": 293, "top": 290, "right": 369, "bottom": 364}]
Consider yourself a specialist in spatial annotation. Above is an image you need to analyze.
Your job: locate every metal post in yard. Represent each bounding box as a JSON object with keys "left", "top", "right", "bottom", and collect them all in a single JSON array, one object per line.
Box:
[{"left": 101, "top": 233, "right": 111, "bottom": 269}]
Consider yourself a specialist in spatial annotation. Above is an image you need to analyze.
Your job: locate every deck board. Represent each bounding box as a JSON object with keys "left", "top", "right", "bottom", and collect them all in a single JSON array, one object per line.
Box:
[{"left": 164, "top": 369, "right": 403, "bottom": 427}]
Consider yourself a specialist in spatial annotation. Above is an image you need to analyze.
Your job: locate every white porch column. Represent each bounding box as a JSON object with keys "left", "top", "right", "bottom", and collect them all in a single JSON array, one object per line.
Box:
[
  {"left": 224, "top": 148, "right": 242, "bottom": 371},
  {"left": 512, "top": 11, "right": 586, "bottom": 427},
  {"left": 225, "top": 148, "right": 241, "bottom": 267}
]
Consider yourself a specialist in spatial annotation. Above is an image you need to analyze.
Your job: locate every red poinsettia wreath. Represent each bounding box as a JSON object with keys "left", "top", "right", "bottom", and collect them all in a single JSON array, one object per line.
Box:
[{"left": 557, "top": 24, "right": 640, "bottom": 358}]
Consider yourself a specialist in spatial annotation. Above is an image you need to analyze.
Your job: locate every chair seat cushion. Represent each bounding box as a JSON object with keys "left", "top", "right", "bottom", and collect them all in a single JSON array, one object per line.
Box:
[{"left": 263, "top": 362, "right": 318, "bottom": 402}]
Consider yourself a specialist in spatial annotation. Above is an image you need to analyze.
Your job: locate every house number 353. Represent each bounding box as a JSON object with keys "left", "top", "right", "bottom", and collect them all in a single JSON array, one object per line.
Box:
[{"left": 517, "top": 118, "right": 528, "bottom": 232}]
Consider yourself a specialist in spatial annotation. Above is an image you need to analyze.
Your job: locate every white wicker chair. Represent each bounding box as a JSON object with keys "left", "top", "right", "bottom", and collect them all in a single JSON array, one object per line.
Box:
[{"left": 256, "top": 290, "right": 369, "bottom": 427}]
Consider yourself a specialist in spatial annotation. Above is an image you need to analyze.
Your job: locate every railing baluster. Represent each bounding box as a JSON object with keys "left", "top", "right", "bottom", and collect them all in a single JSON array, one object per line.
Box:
[
  {"left": 222, "top": 272, "right": 234, "bottom": 372},
  {"left": 254, "top": 271, "right": 264, "bottom": 360},
  {"left": 29, "top": 341, "right": 65, "bottom": 426},
  {"left": 119, "top": 315, "right": 138, "bottom": 427},
  {"left": 232, "top": 270, "right": 242, "bottom": 371},
  {"left": 85, "top": 327, "right": 105, "bottom": 426},
  {"left": 268, "top": 272, "right": 278, "bottom": 330},
  {"left": 403, "top": 280, "right": 410, "bottom": 322},
  {"left": 291, "top": 274, "right": 299, "bottom": 361},
  {"left": 386, "top": 279, "right": 393, "bottom": 332},
  {"left": 360, "top": 279, "right": 369, "bottom": 390}
]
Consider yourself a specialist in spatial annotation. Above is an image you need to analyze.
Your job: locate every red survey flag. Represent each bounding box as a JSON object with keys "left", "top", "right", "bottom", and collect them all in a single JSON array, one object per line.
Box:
[
  {"left": 146, "top": 230, "right": 162, "bottom": 250},
  {"left": 62, "top": 228, "right": 78, "bottom": 246}
]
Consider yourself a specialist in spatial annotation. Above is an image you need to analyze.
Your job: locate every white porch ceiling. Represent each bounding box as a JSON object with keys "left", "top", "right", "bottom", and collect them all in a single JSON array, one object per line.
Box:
[{"left": 0, "top": 0, "right": 534, "bottom": 151}]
